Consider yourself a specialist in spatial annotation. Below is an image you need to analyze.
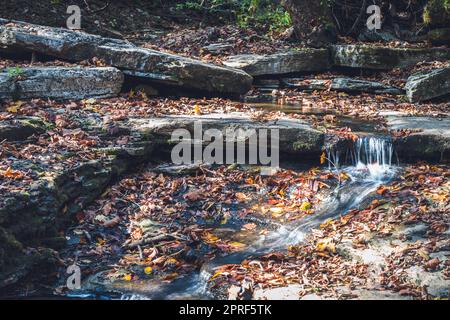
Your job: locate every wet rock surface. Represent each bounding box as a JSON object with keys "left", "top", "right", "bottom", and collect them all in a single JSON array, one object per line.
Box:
[{"left": 0, "top": 67, "right": 124, "bottom": 100}]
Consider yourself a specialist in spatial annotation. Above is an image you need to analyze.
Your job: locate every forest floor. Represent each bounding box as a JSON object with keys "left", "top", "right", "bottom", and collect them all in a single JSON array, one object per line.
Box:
[
  {"left": 0, "top": 1, "right": 449, "bottom": 300},
  {"left": 1, "top": 61, "right": 448, "bottom": 299}
]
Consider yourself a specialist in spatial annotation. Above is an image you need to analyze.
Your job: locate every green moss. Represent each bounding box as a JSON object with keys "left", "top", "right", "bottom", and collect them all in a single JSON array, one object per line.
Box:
[
  {"left": 423, "top": 0, "right": 450, "bottom": 25},
  {"left": 0, "top": 227, "right": 23, "bottom": 271}
]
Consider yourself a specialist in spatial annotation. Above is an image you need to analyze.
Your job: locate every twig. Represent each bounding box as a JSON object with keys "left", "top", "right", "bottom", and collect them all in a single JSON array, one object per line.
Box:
[
  {"left": 346, "top": 0, "right": 367, "bottom": 36},
  {"left": 124, "top": 232, "right": 187, "bottom": 249},
  {"left": 83, "top": 0, "right": 110, "bottom": 14},
  {"left": 124, "top": 234, "right": 172, "bottom": 249},
  {"left": 325, "top": 156, "right": 342, "bottom": 187}
]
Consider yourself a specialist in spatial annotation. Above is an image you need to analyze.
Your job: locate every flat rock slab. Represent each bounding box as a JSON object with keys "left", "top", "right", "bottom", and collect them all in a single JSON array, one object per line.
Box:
[
  {"left": 0, "top": 19, "right": 252, "bottom": 96},
  {"left": 283, "top": 77, "right": 403, "bottom": 95},
  {"left": 332, "top": 45, "right": 450, "bottom": 70},
  {"left": 129, "top": 112, "right": 324, "bottom": 156},
  {"left": 383, "top": 111, "right": 450, "bottom": 161},
  {"left": 405, "top": 67, "right": 450, "bottom": 103},
  {"left": 0, "top": 67, "right": 123, "bottom": 100},
  {"left": 222, "top": 49, "right": 330, "bottom": 76}
]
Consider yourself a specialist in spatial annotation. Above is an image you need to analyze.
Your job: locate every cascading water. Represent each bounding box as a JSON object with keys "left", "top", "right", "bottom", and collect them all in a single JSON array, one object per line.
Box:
[
  {"left": 105, "top": 136, "right": 400, "bottom": 300},
  {"left": 265, "top": 136, "right": 398, "bottom": 250},
  {"left": 327, "top": 136, "right": 396, "bottom": 180},
  {"left": 169, "top": 136, "right": 401, "bottom": 300}
]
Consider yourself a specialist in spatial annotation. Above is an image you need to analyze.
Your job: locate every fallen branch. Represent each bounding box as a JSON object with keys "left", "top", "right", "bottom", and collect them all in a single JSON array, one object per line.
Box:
[{"left": 124, "top": 232, "right": 188, "bottom": 249}]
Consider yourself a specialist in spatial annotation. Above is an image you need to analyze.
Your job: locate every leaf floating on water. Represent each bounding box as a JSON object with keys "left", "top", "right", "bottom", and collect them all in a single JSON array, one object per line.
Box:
[
  {"left": 229, "top": 241, "right": 246, "bottom": 249},
  {"left": 123, "top": 274, "right": 132, "bottom": 281},
  {"left": 300, "top": 202, "right": 312, "bottom": 211},
  {"left": 204, "top": 232, "right": 220, "bottom": 244},
  {"left": 144, "top": 267, "right": 153, "bottom": 275}
]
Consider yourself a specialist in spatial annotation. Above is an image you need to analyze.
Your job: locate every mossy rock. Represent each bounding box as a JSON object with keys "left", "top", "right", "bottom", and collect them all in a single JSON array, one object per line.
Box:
[{"left": 0, "top": 227, "right": 23, "bottom": 272}]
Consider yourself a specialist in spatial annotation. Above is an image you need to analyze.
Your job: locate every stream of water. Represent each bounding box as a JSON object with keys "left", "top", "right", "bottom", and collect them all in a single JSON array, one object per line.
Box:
[{"left": 110, "top": 136, "right": 399, "bottom": 300}]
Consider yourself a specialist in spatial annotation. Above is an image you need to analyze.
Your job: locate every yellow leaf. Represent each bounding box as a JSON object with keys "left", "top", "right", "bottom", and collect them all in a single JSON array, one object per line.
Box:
[
  {"left": 165, "top": 257, "right": 178, "bottom": 265},
  {"left": 417, "top": 249, "right": 430, "bottom": 261},
  {"left": 123, "top": 274, "right": 132, "bottom": 281},
  {"left": 83, "top": 98, "right": 96, "bottom": 105},
  {"left": 431, "top": 192, "right": 447, "bottom": 202},
  {"left": 194, "top": 104, "right": 201, "bottom": 115},
  {"left": 204, "top": 232, "right": 219, "bottom": 243},
  {"left": 6, "top": 101, "right": 24, "bottom": 113},
  {"left": 96, "top": 238, "right": 106, "bottom": 246},
  {"left": 300, "top": 202, "right": 312, "bottom": 211},
  {"left": 270, "top": 207, "right": 284, "bottom": 217},
  {"left": 270, "top": 207, "right": 284, "bottom": 214},
  {"left": 138, "top": 90, "right": 148, "bottom": 100},
  {"left": 144, "top": 267, "right": 153, "bottom": 275},
  {"left": 316, "top": 238, "right": 336, "bottom": 254},
  {"left": 209, "top": 271, "right": 224, "bottom": 281},
  {"left": 229, "top": 241, "right": 246, "bottom": 248},
  {"left": 320, "top": 151, "right": 326, "bottom": 165}
]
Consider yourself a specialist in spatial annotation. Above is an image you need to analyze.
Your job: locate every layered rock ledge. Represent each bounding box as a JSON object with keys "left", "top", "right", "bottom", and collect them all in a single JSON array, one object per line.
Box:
[
  {"left": 0, "top": 67, "right": 123, "bottom": 100},
  {"left": 282, "top": 77, "right": 403, "bottom": 95},
  {"left": 222, "top": 49, "right": 330, "bottom": 76},
  {"left": 405, "top": 67, "right": 450, "bottom": 103},
  {"left": 129, "top": 113, "right": 325, "bottom": 157},
  {"left": 332, "top": 45, "right": 450, "bottom": 70},
  {"left": 0, "top": 19, "right": 253, "bottom": 96},
  {"left": 383, "top": 111, "right": 450, "bottom": 161}
]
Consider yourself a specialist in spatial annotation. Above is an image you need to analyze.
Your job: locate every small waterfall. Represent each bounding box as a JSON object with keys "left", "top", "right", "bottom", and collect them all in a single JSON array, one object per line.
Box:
[
  {"left": 352, "top": 137, "right": 394, "bottom": 178},
  {"left": 326, "top": 136, "right": 395, "bottom": 179}
]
